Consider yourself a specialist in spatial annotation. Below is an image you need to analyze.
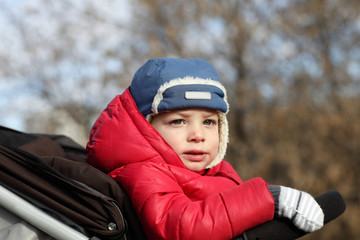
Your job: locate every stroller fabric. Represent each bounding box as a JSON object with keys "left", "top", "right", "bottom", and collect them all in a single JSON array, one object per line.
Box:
[{"left": 0, "top": 126, "right": 145, "bottom": 240}]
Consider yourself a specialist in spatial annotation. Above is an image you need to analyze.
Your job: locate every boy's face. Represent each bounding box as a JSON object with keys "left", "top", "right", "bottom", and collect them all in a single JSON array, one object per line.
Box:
[{"left": 151, "top": 108, "right": 219, "bottom": 172}]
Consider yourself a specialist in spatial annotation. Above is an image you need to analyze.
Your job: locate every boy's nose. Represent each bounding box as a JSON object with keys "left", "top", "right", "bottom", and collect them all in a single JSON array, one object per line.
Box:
[{"left": 187, "top": 125, "right": 205, "bottom": 143}]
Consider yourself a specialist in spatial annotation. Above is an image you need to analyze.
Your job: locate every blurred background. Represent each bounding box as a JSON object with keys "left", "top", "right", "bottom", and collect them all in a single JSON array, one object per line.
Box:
[{"left": 0, "top": 0, "right": 359, "bottom": 239}]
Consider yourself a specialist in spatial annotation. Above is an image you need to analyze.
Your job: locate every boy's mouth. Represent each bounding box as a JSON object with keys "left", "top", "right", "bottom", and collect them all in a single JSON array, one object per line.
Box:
[
  {"left": 184, "top": 150, "right": 205, "bottom": 155},
  {"left": 183, "top": 150, "right": 206, "bottom": 161}
]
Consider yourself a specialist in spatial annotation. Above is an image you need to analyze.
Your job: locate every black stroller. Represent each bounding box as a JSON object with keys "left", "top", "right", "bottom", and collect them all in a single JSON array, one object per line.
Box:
[{"left": 0, "top": 126, "right": 145, "bottom": 240}]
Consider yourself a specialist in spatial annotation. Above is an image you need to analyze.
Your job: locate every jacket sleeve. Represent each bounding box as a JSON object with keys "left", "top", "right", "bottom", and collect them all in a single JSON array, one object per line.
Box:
[{"left": 110, "top": 162, "right": 274, "bottom": 240}]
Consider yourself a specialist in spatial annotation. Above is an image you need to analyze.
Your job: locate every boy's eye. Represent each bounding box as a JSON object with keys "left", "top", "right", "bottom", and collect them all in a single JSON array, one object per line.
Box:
[
  {"left": 203, "top": 119, "right": 216, "bottom": 126},
  {"left": 171, "top": 119, "right": 185, "bottom": 125}
]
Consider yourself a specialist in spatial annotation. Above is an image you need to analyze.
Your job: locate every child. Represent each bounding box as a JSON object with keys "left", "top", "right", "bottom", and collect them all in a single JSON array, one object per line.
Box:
[{"left": 86, "top": 58, "right": 324, "bottom": 240}]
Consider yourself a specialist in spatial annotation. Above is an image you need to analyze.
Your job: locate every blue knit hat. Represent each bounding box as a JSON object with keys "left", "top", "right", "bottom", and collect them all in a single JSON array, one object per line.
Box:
[
  {"left": 130, "top": 58, "right": 228, "bottom": 118},
  {"left": 129, "top": 58, "right": 229, "bottom": 168}
]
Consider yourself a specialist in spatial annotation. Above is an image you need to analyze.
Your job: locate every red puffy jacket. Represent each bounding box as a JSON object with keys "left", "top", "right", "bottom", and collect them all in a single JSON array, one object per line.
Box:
[{"left": 87, "top": 88, "right": 275, "bottom": 240}]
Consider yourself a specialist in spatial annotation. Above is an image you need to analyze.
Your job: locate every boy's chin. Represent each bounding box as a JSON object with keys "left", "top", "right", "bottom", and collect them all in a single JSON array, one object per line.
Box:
[{"left": 183, "top": 162, "right": 207, "bottom": 172}]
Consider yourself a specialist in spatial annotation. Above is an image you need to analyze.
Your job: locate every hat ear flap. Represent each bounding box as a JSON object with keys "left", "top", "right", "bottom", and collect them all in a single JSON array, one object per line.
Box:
[{"left": 206, "top": 112, "right": 229, "bottom": 169}]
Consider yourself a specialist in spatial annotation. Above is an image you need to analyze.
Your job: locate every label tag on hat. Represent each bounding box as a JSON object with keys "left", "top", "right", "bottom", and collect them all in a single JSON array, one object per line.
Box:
[{"left": 185, "top": 91, "right": 211, "bottom": 100}]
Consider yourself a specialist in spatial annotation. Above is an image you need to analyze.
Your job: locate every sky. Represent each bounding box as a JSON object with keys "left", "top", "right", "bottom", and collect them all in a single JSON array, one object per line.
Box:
[{"left": 0, "top": 0, "right": 132, "bottom": 133}]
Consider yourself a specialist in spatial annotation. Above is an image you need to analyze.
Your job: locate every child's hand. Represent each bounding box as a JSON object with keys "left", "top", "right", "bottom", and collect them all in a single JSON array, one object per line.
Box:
[{"left": 268, "top": 185, "right": 324, "bottom": 232}]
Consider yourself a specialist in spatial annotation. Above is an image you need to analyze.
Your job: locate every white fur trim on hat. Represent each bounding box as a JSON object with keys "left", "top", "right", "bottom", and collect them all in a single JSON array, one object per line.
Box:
[{"left": 150, "top": 77, "right": 229, "bottom": 116}]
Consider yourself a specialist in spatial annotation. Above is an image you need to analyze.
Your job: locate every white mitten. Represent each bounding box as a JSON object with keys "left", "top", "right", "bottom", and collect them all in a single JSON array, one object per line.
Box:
[{"left": 268, "top": 185, "right": 324, "bottom": 232}]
